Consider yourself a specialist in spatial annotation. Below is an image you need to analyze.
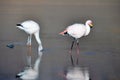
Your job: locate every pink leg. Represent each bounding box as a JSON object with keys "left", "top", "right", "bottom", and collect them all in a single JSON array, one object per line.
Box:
[
  {"left": 76, "top": 42, "right": 80, "bottom": 55},
  {"left": 69, "top": 40, "right": 74, "bottom": 54},
  {"left": 69, "top": 40, "right": 75, "bottom": 66},
  {"left": 76, "top": 39, "right": 80, "bottom": 54},
  {"left": 76, "top": 40, "right": 79, "bottom": 65}
]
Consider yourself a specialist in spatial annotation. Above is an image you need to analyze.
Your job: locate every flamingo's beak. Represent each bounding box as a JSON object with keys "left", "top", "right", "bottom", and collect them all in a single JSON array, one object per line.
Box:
[
  {"left": 59, "top": 31, "right": 65, "bottom": 35},
  {"left": 59, "top": 29, "right": 67, "bottom": 36},
  {"left": 89, "top": 23, "right": 93, "bottom": 28}
]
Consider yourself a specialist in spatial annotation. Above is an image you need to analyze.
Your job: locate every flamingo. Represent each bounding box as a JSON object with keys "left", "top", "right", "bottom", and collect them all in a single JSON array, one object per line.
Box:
[
  {"left": 16, "top": 20, "right": 43, "bottom": 67},
  {"left": 16, "top": 51, "right": 43, "bottom": 80},
  {"left": 59, "top": 20, "right": 93, "bottom": 66}
]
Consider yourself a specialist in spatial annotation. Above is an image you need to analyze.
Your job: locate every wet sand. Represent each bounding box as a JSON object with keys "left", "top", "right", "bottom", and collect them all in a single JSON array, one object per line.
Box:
[{"left": 0, "top": 0, "right": 120, "bottom": 80}]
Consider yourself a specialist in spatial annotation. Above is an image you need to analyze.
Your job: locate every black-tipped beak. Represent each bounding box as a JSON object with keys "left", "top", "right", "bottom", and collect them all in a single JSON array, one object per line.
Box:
[{"left": 89, "top": 23, "right": 93, "bottom": 28}]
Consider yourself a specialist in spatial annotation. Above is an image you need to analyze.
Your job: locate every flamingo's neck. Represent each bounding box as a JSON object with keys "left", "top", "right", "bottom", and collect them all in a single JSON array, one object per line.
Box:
[
  {"left": 34, "top": 31, "right": 43, "bottom": 52},
  {"left": 84, "top": 23, "right": 91, "bottom": 36}
]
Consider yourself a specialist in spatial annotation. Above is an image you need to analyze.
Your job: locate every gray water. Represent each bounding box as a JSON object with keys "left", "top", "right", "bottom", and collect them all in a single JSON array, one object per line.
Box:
[{"left": 0, "top": 0, "right": 120, "bottom": 80}]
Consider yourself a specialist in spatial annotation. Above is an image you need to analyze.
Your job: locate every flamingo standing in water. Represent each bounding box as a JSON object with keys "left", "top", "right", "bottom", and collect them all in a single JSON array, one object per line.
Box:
[
  {"left": 16, "top": 20, "right": 43, "bottom": 68},
  {"left": 59, "top": 20, "right": 93, "bottom": 66}
]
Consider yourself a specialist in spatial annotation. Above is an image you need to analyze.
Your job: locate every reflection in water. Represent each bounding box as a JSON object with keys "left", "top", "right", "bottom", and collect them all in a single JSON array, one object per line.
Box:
[
  {"left": 64, "top": 67, "right": 90, "bottom": 80},
  {"left": 16, "top": 51, "right": 43, "bottom": 80}
]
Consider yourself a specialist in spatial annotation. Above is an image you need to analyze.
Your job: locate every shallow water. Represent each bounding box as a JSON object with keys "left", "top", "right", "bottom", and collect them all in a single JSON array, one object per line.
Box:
[{"left": 0, "top": 0, "right": 120, "bottom": 80}]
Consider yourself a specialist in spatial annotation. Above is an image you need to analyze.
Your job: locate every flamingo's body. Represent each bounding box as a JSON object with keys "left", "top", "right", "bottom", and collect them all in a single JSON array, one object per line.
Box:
[
  {"left": 16, "top": 20, "right": 43, "bottom": 52},
  {"left": 59, "top": 20, "right": 93, "bottom": 65},
  {"left": 60, "top": 20, "right": 93, "bottom": 38},
  {"left": 67, "top": 24, "right": 89, "bottom": 38}
]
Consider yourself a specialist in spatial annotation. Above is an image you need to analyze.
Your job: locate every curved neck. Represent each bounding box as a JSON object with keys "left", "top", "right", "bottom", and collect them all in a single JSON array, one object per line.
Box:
[
  {"left": 34, "top": 31, "right": 43, "bottom": 52},
  {"left": 84, "top": 24, "right": 91, "bottom": 36}
]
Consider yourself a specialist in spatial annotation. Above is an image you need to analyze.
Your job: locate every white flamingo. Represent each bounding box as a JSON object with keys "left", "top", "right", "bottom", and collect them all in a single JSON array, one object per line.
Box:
[
  {"left": 16, "top": 51, "right": 43, "bottom": 80},
  {"left": 59, "top": 20, "right": 93, "bottom": 66},
  {"left": 16, "top": 20, "right": 43, "bottom": 67}
]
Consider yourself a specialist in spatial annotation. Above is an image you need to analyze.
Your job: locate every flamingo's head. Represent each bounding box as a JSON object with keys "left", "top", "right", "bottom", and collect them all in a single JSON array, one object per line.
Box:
[{"left": 86, "top": 20, "right": 93, "bottom": 28}]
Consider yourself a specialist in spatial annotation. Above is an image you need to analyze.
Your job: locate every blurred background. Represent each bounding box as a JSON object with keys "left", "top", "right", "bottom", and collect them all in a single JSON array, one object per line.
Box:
[{"left": 0, "top": 0, "right": 120, "bottom": 80}]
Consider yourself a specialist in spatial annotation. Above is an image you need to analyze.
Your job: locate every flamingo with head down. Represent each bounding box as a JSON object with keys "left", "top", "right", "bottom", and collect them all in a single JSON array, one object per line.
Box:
[
  {"left": 16, "top": 20, "right": 43, "bottom": 80},
  {"left": 16, "top": 20, "right": 43, "bottom": 68}
]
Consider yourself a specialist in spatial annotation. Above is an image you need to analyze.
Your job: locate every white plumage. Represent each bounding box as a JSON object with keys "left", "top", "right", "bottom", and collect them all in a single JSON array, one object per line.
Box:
[
  {"left": 16, "top": 20, "right": 43, "bottom": 52},
  {"left": 59, "top": 20, "right": 93, "bottom": 65},
  {"left": 67, "top": 24, "right": 86, "bottom": 39},
  {"left": 60, "top": 20, "right": 93, "bottom": 39},
  {"left": 18, "top": 20, "right": 39, "bottom": 34}
]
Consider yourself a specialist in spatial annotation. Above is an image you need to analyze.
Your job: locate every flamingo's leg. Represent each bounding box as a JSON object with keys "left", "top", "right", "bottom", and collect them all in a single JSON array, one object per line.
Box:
[
  {"left": 76, "top": 39, "right": 79, "bottom": 65},
  {"left": 76, "top": 39, "right": 80, "bottom": 54},
  {"left": 27, "top": 35, "right": 32, "bottom": 46},
  {"left": 27, "top": 35, "right": 32, "bottom": 68},
  {"left": 69, "top": 39, "right": 75, "bottom": 66}
]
